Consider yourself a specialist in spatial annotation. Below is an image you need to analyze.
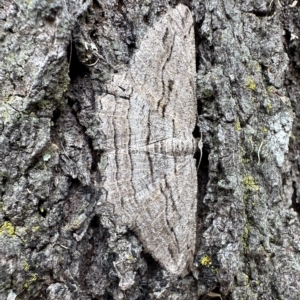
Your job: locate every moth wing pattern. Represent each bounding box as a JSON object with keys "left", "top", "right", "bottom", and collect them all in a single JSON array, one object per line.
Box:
[{"left": 97, "top": 4, "right": 197, "bottom": 276}]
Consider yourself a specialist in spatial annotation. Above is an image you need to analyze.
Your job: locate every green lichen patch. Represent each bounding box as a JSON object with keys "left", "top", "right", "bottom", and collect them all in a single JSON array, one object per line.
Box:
[{"left": 43, "top": 153, "right": 51, "bottom": 162}]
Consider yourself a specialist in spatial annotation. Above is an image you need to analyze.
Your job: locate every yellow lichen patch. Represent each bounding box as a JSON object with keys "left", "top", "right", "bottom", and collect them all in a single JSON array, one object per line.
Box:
[
  {"left": 30, "top": 273, "right": 37, "bottom": 282},
  {"left": 32, "top": 226, "right": 40, "bottom": 232},
  {"left": 266, "top": 103, "right": 272, "bottom": 114},
  {"left": 263, "top": 127, "right": 268, "bottom": 133},
  {"left": 242, "top": 176, "right": 259, "bottom": 191},
  {"left": 245, "top": 77, "right": 256, "bottom": 91},
  {"left": 0, "top": 221, "right": 15, "bottom": 236},
  {"left": 267, "top": 85, "right": 275, "bottom": 94},
  {"left": 23, "top": 273, "right": 38, "bottom": 289},
  {"left": 235, "top": 119, "right": 241, "bottom": 131},
  {"left": 24, "top": 261, "right": 30, "bottom": 271},
  {"left": 128, "top": 255, "right": 134, "bottom": 261},
  {"left": 200, "top": 255, "right": 212, "bottom": 266},
  {"left": 242, "top": 158, "right": 249, "bottom": 164}
]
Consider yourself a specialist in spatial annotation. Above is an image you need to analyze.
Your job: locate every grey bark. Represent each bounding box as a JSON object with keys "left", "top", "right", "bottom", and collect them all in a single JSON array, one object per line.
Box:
[{"left": 0, "top": 0, "right": 299, "bottom": 299}]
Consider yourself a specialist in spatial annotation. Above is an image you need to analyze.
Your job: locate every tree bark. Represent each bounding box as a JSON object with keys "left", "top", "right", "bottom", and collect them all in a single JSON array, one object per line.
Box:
[{"left": 0, "top": 0, "right": 299, "bottom": 299}]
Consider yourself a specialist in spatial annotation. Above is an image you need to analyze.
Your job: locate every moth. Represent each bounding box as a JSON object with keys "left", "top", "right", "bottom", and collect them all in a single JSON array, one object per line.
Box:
[{"left": 97, "top": 4, "right": 197, "bottom": 276}]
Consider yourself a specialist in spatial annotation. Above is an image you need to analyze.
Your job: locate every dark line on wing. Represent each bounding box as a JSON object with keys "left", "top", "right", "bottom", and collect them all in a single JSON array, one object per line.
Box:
[
  {"left": 161, "top": 177, "right": 180, "bottom": 254},
  {"left": 157, "top": 30, "right": 175, "bottom": 117},
  {"left": 146, "top": 111, "right": 154, "bottom": 180}
]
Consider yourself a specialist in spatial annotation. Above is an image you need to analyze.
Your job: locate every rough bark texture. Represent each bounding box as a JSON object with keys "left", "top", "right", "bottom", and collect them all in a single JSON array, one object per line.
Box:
[{"left": 1, "top": 0, "right": 300, "bottom": 299}]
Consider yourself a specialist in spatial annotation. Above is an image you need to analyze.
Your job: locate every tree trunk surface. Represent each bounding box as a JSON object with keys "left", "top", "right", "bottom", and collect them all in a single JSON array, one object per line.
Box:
[{"left": 1, "top": 0, "right": 300, "bottom": 299}]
